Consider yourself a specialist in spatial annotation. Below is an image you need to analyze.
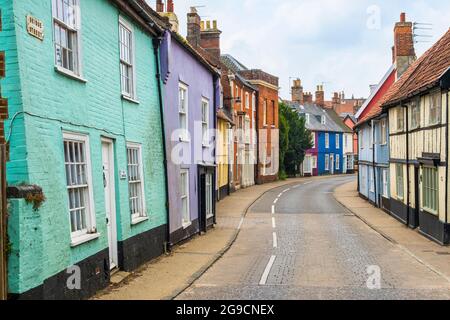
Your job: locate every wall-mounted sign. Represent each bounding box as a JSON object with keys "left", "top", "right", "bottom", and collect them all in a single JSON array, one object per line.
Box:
[{"left": 26, "top": 15, "right": 44, "bottom": 41}]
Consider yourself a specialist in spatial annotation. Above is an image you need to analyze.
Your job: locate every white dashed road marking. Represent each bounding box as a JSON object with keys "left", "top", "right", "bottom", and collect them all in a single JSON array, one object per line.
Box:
[
  {"left": 273, "top": 232, "right": 278, "bottom": 248},
  {"left": 259, "top": 255, "right": 277, "bottom": 285},
  {"left": 272, "top": 217, "right": 276, "bottom": 228}
]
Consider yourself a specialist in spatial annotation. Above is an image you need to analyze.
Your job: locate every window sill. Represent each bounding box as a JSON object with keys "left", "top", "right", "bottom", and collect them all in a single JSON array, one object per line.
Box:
[
  {"left": 71, "top": 233, "right": 100, "bottom": 248},
  {"left": 131, "top": 216, "right": 149, "bottom": 226},
  {"left": 55, "top": 66, "right": 87, "bottom": 83},
  {"left": 179, "top": 137, "right": 191, "bottom": 143},
  {"left": 182, "top": 221, "right": 192, "bottom": 229},
  {"left": 206, "top": 214, "right": 214, "bottom": 219},
  {"left": 122, "top": 95, "right": 140, "bottom": 104}
]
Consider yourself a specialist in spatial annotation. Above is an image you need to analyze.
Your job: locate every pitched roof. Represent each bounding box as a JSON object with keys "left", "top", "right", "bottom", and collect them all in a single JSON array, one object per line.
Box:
[
  {"left": 284, "top": 101, "right": 346, "bottom": 133},
  {"left": 326, "top": 109, "right": 352, "bottom": 133},
  {"left": 355, "top": 66, "right": 396, "bottom": 127},
  {"left": 221, "top": 54, "right": 248, "bottom": 72},
  {"left": 383, "top": 29, "right": 450, "bottom": 107},
  {"left": 220, "top": 55, "right": 257, "bottom": 91}
]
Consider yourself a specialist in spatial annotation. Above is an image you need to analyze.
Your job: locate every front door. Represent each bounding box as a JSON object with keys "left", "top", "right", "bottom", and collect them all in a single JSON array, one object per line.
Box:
[
  {"left": 412, "top": 166, "right": 420, "bottom": 228},
  {"left": 330, "top": 155, "right": 334, "bottom": 175},
  {"left": 102, "top": 139, "right": 118, "bottom": 270}
]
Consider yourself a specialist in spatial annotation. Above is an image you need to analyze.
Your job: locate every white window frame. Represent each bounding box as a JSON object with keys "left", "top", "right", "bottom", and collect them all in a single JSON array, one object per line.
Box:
[
  {"left": 311, "top": 131, "right": 315, "bottom": 148},
  {"left": 52, "top": 0, "right": 81, "bottom": 76},
  {"left": 205, "top": 173, "right": 214, "bottom": 218},
  {"left": 303, "top": 155, "right": 312, "bottom": 174},
  {"left": 429, "top": 91, "right": 442, "bottom": 126},
  {"left": 410, "top": 99, "right": 420, "bottom": 129},
  {"left": 382, "top": 168, "right": 389, "bottom": 197},
  {"left": 180, "top": 169, "right": 191, "bottom": 228},
  {"left": 312, "top": 156, "right": 317, "bottom": 169},
  {"left": 305, "top": 114, "right": 310, "bottom": 126},
  {"left": 179, "top": 82, "right": 189, "bottom": 141},
  {"left": 380, "top": 118, "right": 387, "bottom": 145},
  {"left": 325, "top": 154, "right": 330, "bottom": 171},
  {"left": 245, "top": 92, "right": 250, "bottom": 109},
  {"left": 321, "top": 116, "right": 326, "bottom": 125},
  {"left": 369, "top": 169, "right": 374, "bottom": 192},
  {"left": 127, "top": 142, "right": 146, "bottom": 222},
  {"left": 201, "top": 97, "right": 209, "bottom": 146},
  {"left": 119, "top": 17, "right": 137, "bottom": 99},
  {"left": 63, "top": 132, "right": 96, "bottom": 243},
  {"left": 336, "top": 134, "right": 340, "bottom": 149},
  {"left": 396, "top": 164, "right": 404, "bottom": 200},
  {"left": 422, "top": 166, "right": 439, "bottom": 214},
  {"left": 336, "top": 154, "right": 340, "bottom": 170},
  {"left": 325, "top": 133, "right": 329, "bottom": 149},
  {"left": 397, "top": 107, "right": 405, "bottom": 132}
]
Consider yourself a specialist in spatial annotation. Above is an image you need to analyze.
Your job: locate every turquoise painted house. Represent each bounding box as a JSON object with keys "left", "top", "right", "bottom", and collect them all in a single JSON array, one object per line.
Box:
[{"left": 0, "top": 0, "right": 168, "bottom": 299}]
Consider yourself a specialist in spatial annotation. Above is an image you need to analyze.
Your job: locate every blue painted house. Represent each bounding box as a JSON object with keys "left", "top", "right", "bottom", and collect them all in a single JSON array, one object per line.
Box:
[{"left": 287, "top": 102, "right": 345, "bottom": 176}]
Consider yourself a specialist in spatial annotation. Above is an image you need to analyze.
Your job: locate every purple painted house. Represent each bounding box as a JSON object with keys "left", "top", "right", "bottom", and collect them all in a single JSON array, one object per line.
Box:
[{"left": 153, "top": 3, "right": 220, "bottom": 245}]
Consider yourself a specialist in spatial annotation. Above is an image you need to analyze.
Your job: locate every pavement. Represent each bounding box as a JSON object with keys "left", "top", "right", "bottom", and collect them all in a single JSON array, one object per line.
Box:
[
  {"left": 94, "top": 176, "right": 316, "bottom": 300},
  {"left": 334, "top": 180, "right": 450, "bottom": 283},
  {"left": 96, "top": 176, "right": 450, "bottom": 300}
]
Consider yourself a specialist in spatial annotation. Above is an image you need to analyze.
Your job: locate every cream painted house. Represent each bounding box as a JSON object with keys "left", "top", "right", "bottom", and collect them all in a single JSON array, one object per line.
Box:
[{"left": 382, "top": 29, "right": 450, "bottom": 244}]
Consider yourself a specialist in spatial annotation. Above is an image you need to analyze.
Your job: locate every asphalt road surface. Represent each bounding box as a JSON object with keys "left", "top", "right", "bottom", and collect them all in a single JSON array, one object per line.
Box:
[{"left": 177, "top": 176, "right": 450, "bottom": 300}]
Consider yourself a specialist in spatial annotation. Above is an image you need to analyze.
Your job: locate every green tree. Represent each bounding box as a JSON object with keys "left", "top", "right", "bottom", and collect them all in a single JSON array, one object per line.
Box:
[{"left": 279, "top": 102, "right": 313, "bottom": 177}]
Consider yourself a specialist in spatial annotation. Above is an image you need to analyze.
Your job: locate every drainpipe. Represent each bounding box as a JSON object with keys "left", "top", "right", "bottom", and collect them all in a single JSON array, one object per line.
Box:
[
  {"left": 404, "top": 101, "right": 410, "bottom": 227},
  {"left": 440, "top": 67, "right": 450, "bottom": 225},
  {"left": 446, "top": 89, "right": 449, "bottom": 225},
  {"left": 371, "top": 120, "right": 378, "bottom": 207},
  {"left": 213, "top": 75, "right": 218, "bottom": 225},
  {"left": 152, "top": 37, "right": 171, "bottom": 250}
]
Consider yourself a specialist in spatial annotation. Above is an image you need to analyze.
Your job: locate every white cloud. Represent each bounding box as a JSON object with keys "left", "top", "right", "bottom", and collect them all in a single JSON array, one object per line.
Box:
[{"left": 148, "top": 0, "right": 450, "bottom": 100}]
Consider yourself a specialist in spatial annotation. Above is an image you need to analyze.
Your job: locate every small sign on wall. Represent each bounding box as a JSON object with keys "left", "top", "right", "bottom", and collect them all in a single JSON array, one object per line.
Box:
[{"left": 26, "top": 15, "right": 44, "bottom": 41}]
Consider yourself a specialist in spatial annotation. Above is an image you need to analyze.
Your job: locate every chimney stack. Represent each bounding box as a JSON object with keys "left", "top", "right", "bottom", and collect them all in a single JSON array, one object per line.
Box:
[
  {"left": 393, "top": 12, "right": 416, "bottom": 79},
  {"left": 200, "top": 19, "right": 222, "bottom": 63},
  {"left": 332, "top": 92, "right": 341, "bottom": 106},
  {"left": 187, "top": 7, "right": 201, "bottom": 47},
  {"left": 167, "top": 0, "right": 174, "bottom": 13},
  {"left": 315, "top": 85, "right": 325, "bottom": 107},
  {"left": 291, "top": 78, "right": 304, "bottom": 104},
  {"left": 304, "top": 92, "right": 313, "bottom": 104},
  {"left": 156, "top": 0, "right": 164, "bottom": 12}
]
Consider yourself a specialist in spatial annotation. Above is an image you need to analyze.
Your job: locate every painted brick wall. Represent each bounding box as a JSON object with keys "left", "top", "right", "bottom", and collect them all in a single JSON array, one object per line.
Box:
[{"left": 2, "top": 0, "right": 166, "bottom": 294}]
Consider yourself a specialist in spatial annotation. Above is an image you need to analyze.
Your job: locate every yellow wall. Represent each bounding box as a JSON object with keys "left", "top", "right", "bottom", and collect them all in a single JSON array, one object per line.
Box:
[{"left": 217, "top": 119, "right": 229, "bottom": 189}]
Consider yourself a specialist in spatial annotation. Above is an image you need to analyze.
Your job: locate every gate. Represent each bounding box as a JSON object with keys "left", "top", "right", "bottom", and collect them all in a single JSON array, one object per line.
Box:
[{"left": 0, "top": 145, "right": 7, "bottom": 300}]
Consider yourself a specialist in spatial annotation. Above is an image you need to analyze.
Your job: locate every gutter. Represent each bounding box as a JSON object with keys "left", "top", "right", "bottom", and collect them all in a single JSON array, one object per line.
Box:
[{"left": 152, "top": 37, "right": 171, "bottom": 250}]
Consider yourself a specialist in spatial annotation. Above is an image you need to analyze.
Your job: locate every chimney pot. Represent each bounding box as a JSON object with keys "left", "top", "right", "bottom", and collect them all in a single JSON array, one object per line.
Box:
[
  {"left": 156, "top": 0, "right": 164, "bottom": 13},
  {"left": 213, "top": 20, "right": 217, "bottom": 30},
  {"left": 206, "top": 20, "right": 211, "bottom": 30},
  {"left": 400, "top": 12, "right": 406, "bottom": 23}
]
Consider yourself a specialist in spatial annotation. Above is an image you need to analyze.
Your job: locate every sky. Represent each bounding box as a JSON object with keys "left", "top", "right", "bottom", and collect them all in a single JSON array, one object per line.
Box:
[{"left": 147, "top": 0, "right": 450, "bottom": 100}]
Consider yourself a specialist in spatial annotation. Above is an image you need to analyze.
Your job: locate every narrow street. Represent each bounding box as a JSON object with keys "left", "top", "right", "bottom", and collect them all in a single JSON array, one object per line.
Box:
[{"left": 177, "top": 176, "right": 450, "bottom": 300}]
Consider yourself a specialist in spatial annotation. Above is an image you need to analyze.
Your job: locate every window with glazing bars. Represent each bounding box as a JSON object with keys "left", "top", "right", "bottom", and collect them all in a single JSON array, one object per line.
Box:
[
  {"left": 127, "top": 145, "right": 145, "bottom": 220},
  {"left": 202, "top": 99, "right": 209, "bottom": 145},
  {"left": 410, "top": 100, "right": 420, "bottom": 129},
  {"left": 64, "top": 136, "right": 92, "bottom": 237},
  {"left": 422, "top": 167, "right": 438, "bottom": 213},
  {"left": 179, "top": 84, "right": 188, "bottom": 140},
  {"left": 119, "top": 21, "right": 134, "bottom": 98},
  {"left": 53, "top": 0, "right": 79, "bottom": 74},
  {"left": 429, "top": 91, "right": 441, "bottom": 125},
  {"left": 181, "top": 170, "right": 190, "bottom": 226},
  {"left": 396, "top": 164, "right": 404, "bottom": 199},
  {"left": 206, "top": 173, "right": 213, "bottom": 218}
]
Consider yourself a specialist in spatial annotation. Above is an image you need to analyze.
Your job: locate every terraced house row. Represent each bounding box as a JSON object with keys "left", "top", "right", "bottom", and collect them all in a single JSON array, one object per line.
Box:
[
  {"left": 356, "top": 13, "right": 450, "bottom": 245},
  {"left": 0, "top": 0, "right": 279, "bottom": 299}
]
